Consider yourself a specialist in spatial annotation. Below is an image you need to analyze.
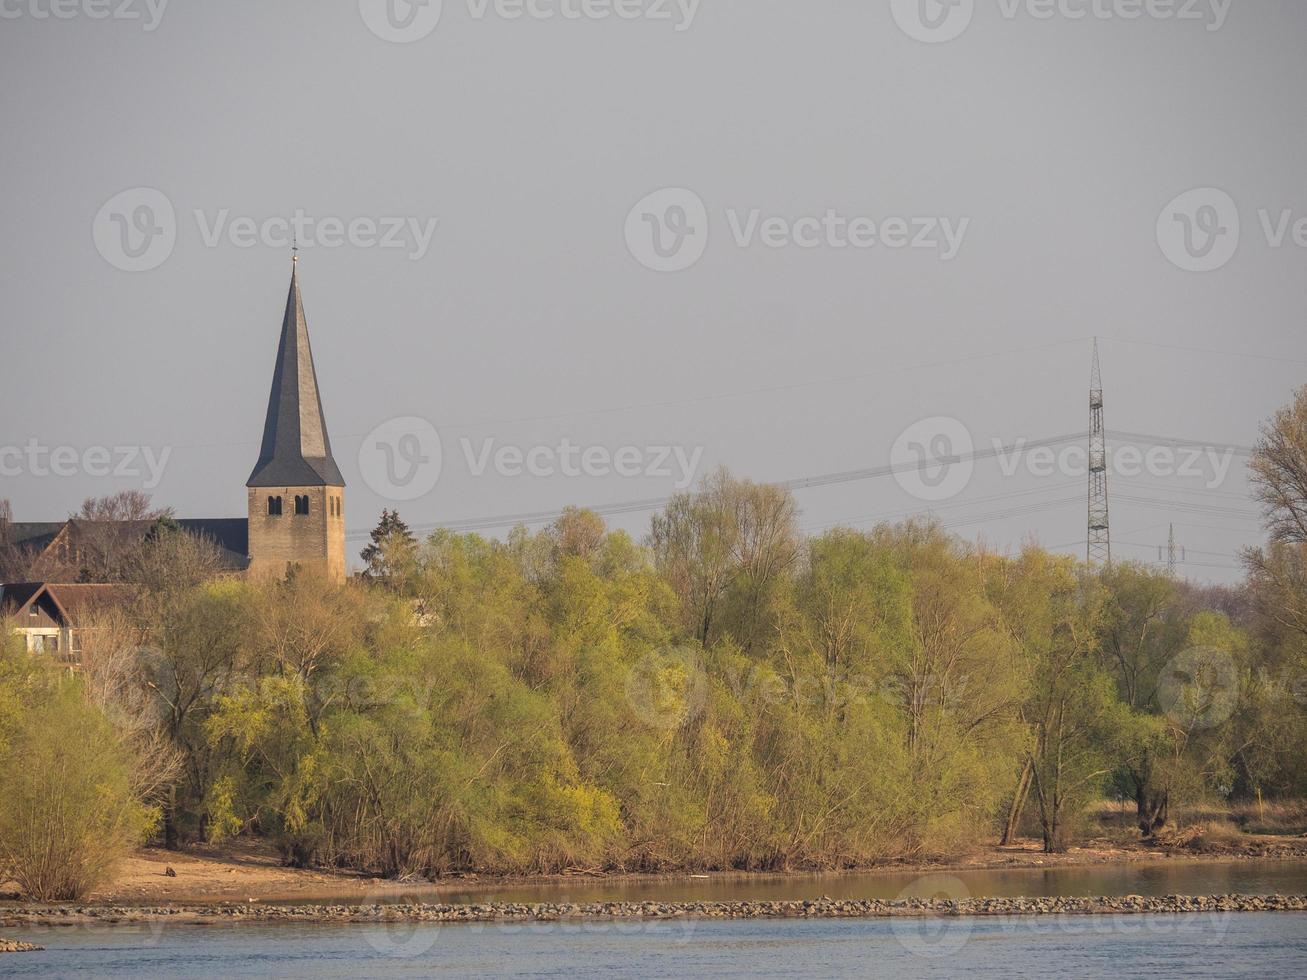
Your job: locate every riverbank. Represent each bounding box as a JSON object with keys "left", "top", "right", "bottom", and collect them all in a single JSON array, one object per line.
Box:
[
  {"left": 19, "top": 833, "right": 1304, "bottom": 907},
  {"left": 5, "top": 894, "right": 1307, "bottom": 928},
  {"left": 0, "top": 939, "right": 42, "bottom": 952}
]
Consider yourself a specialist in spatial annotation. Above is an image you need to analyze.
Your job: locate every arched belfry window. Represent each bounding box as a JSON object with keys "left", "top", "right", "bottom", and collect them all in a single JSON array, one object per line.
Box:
[
  {"left": 268, "top": 495, "right": 283, "bottom": 516},
  {"left": 295, "top": 495, "right": 310, "bottom": 516}
]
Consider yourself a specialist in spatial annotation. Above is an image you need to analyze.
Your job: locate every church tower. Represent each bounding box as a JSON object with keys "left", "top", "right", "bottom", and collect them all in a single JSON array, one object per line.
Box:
[{"left": 246, "top": 259, "right": 346, "bottom": 584}]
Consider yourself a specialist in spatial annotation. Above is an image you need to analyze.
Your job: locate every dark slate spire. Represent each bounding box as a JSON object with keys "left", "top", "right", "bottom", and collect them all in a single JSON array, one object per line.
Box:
[{"left": 246, "top": 260, "right": 345, "bottom": 488}]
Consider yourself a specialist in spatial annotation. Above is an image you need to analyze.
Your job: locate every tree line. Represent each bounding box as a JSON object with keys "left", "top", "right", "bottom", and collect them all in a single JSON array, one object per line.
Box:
[{"left": 2, "top": 386, "right": 1305, "bottom": 900}]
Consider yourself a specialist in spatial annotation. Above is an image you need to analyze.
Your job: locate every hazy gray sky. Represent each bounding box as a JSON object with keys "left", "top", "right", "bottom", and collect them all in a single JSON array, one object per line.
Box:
[{"left": 2, "top": 0, "right": 1305, "bottom": 581}]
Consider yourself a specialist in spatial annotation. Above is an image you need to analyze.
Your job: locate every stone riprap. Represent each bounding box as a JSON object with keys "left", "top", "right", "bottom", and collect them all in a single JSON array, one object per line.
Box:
[
  {"left": 3, "top": 894, "right": 1306, "bottom": 927},
  {"left": 0, "top": 938, "right": 43, "bottom": 952}
]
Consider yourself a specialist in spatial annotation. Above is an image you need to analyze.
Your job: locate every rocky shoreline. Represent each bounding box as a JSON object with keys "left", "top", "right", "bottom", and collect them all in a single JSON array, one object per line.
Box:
[
  {"left": 0, "top": 938, "right": 43, "bottom": 952},
  {"left": 3, "top": 894, "right": 1307, "bottom": 927}
]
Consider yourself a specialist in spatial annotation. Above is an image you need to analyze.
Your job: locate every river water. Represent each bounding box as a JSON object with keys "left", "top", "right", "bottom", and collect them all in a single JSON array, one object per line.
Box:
[
  {"left": 3, "top": 914, "right": 1307, "bottom": 978},
  {"left": 370, "top": 859, "right": 1307, "bottom": 906},
  {"left": 5, "top": 862, "right": 1307, "bottom": 978}
]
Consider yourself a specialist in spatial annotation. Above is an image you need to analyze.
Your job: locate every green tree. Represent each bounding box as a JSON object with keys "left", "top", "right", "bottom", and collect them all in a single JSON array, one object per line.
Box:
[
  {"left": 0, "top": 654, "right": 153, "bottom": 900},
  {"left": 360, "top": 509, "right": 418, "bottom": 586}
]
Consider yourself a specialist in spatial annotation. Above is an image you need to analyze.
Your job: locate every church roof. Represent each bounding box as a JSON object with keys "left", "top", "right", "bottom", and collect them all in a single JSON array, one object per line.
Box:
[
  {"left": 4, "top": 518, "right": 251, "bottom": 574},
  {"left": 246, "top": 262, "right": 345, "bottom": 488},
  {"left": 2, "top": 522, "right": 64, "bottom": 552},
  {"left": 177, "top": 519, "right": 251, "bottom": 570}
]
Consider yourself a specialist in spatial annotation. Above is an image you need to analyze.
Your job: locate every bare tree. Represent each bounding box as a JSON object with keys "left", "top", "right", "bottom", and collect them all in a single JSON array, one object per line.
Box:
[
  {"left": 77, "top": 609, "right": 184, "bottom": 807},
  {"left": 1251, "top": 384, "right": 1307, "bottom": 545},
  {"left": 70, "top": 491, "right": 173, "bottom": 581},
  {"left": 728, "top": 480, "right": 802, "bottom": 652},
  {"left": 120, "top": 521, "right": 225, "bottom": 607},
  {"left": 1245, "top": 387, "right": 1307, "bottom": 642},
  {"left": 0, "top": 498, "right": 36, "bottom": 581},
  {"left": 649, "top": 469, "right": 741, "bottom": 647}
]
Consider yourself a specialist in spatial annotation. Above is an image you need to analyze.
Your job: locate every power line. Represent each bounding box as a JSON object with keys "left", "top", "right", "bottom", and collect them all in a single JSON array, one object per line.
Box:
[
  {"left": 349, "top": 431, "right": 1090, "bottom": 539},
  {"left": 1108, "top": 429, "right": 1255, "bottom": 457},
  {"left": 344, "top": 429, "right": 1265, "bottom": 541},
  {"left": 800, "top": 480, "right": 1082, "bottom": 535},
  {"left": 1101, "top": 337, "right": 1307, "bottom": 366}
]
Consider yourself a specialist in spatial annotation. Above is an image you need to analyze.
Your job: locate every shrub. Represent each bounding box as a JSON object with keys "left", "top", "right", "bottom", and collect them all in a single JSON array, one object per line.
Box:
[{"left": 0, "top": 682, "right": 153, "bottom": 901}]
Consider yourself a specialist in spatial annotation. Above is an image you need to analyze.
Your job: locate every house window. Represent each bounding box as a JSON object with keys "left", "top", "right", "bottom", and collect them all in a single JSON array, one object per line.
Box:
[
  {"left": 268, "top": 495, "right": 283, "bottom": 516},
  {"left": 295, "top": 495, "right": 309, "bottom": 516}
]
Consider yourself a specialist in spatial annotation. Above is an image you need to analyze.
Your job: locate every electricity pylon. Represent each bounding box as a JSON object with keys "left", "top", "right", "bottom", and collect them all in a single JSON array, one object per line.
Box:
[{"left": 1088, "top": 339, "right": 1111, "bottom": 566}]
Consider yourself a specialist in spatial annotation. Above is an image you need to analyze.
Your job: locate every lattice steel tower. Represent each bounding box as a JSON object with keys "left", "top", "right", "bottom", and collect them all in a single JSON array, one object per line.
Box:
[
  {"left": 1088, "top": 340, "right": 1111, "bottom": 565},
  {"left": 1159, "top": 524, "right": 1185, "bottom": 575}
]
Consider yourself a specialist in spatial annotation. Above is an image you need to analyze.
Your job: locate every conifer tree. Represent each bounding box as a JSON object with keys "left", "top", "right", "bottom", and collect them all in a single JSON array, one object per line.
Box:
[{"left": 360, "top": 509, "right": 418, "bottom": 585}]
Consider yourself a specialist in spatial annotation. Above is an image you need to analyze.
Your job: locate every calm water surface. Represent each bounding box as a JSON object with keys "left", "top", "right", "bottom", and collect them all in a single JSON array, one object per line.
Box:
[
  {"left": 4, "top": 914, "right": 1307, "bottom": 978},
  {"left": 299, "top": 860, "right": 1307, "bottom": 905}
]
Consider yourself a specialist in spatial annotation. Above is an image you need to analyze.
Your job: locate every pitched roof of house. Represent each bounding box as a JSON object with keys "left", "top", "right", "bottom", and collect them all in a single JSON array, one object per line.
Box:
[
  {"left": 246, "top": 262, "right": 345, "bottom": 488},
  {"left": 1, "top": 582, "right": 135, "bottom": 624},
  {"left": 0, "top": 582, "right": 46, "bottom": 617},
  {"left": 44, "top": 583, "right": 136, "bottom": 620}
]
